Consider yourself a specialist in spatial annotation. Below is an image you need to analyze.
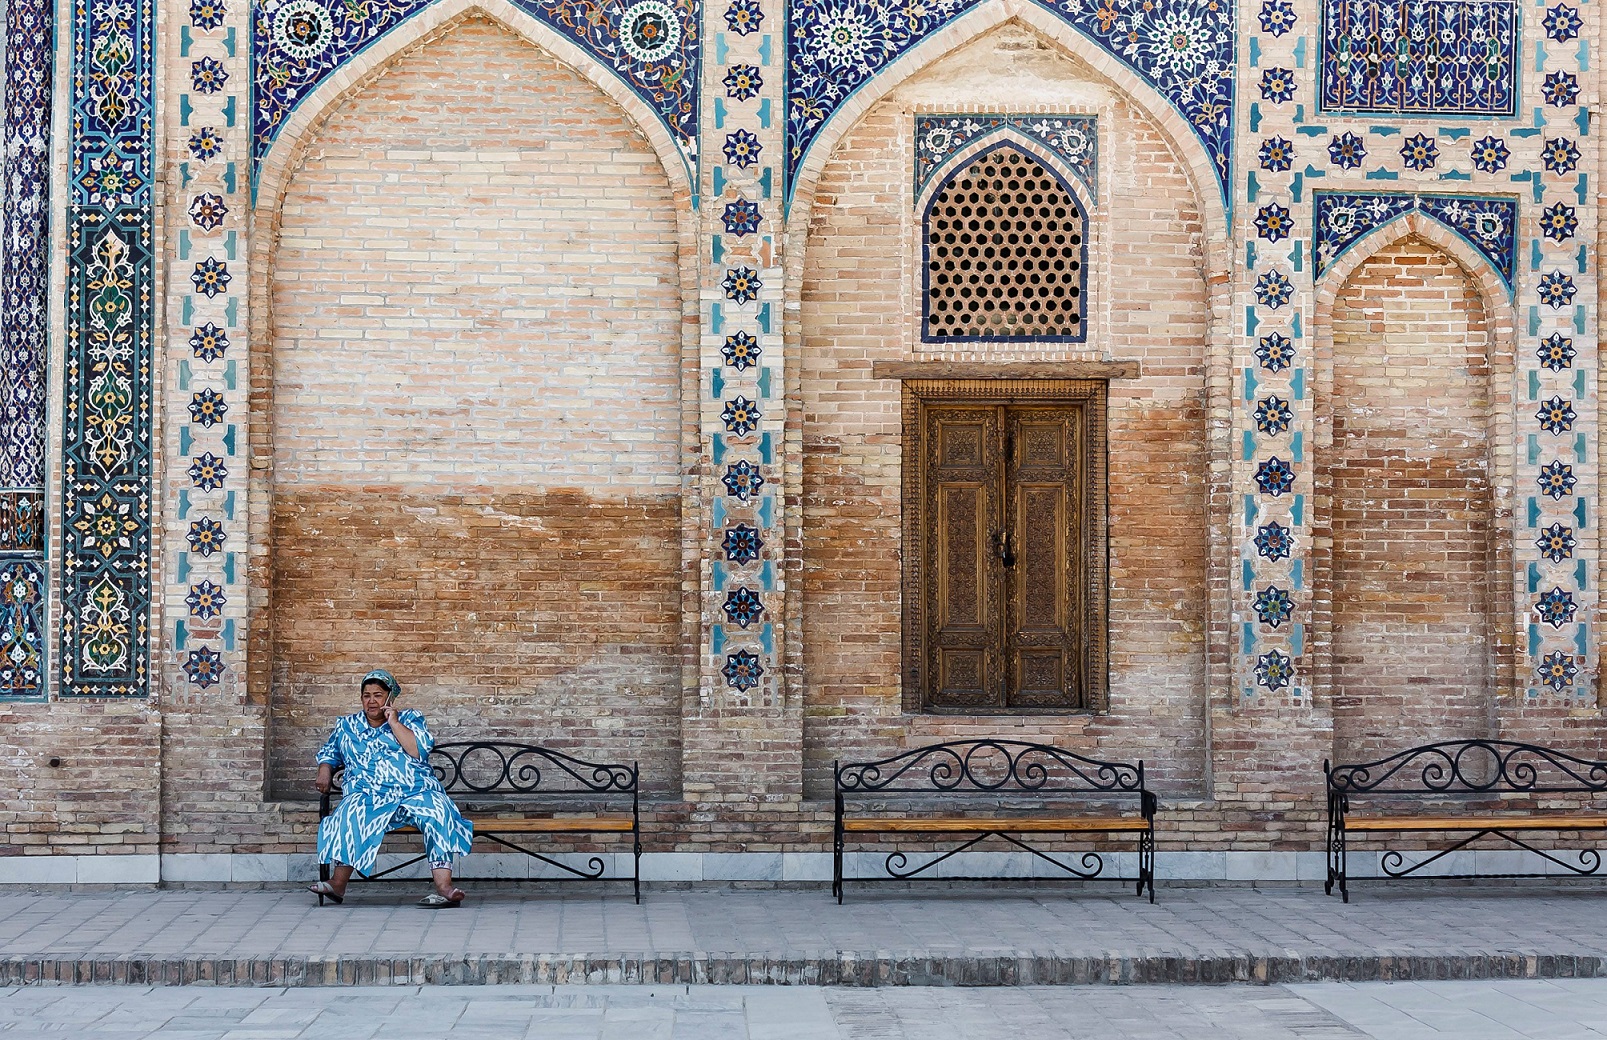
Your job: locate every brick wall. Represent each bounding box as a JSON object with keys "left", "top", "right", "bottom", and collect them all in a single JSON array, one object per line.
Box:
[
  {"left": 1321, "top": 239, "right": 1497, "bottom": 763},
  {"left": 796, "top": 31, "right": 1212, "bottom": 799},
  {"left": 263, "top": 18, "right": 687, "bottom": 796}
]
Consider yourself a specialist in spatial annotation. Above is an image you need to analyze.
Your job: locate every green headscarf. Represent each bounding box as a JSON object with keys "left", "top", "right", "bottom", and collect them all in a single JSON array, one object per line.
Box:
[{"left": 361, "top": 669, "right": 400, "bottom": 699}]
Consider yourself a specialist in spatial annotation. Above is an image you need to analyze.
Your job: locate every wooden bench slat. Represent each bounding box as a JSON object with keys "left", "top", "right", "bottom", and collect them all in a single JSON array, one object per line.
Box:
[
  {"left": 1347, "top": 814, "right": 1607, "bottom": 832},
  {"left": 394, "top": 817, "right": 635, "bottom": 834},
  {"left": 843, "top": 816, "right": 1146, "bottom": 834}
]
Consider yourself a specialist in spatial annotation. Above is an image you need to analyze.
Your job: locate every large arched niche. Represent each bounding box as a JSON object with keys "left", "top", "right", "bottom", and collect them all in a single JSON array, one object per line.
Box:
[
  {"left": 254, "top": 15, "right": 696, "bottom": 796},
  {"left": 791, "top": 21, "right": 1216, "bottom": 797},
  {"left": 1311, "top": 220, "right": 1517, "bottom": 764}
]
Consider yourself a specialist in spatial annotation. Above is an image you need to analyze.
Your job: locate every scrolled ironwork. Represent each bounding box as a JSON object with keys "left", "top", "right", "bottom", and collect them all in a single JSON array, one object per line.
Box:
[
  {"left": 1329, "top": 739, "right": 1607, "bottom": 796},
  {"left": 428, "top": 741, "right": 636, "bottom": 795},
  {"left": 836, "top": 739, "right": 1142, "bottom": 795},
  {"left": 880, "top": 834, "right": 1106, "bottom": 882}
]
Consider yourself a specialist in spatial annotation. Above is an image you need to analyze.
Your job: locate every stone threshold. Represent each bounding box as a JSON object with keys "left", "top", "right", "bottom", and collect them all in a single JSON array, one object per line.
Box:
[{"left": 2, "top": 951, "right": 1603, "bottom": 988}]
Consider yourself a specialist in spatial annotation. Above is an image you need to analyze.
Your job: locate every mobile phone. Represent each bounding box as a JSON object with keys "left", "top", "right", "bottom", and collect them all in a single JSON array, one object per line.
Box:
[{"left": 386, "top": 689, "right": 399, "bottom": 706}]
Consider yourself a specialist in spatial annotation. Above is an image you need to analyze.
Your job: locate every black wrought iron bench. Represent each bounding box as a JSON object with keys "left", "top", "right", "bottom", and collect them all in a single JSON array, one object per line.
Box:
[
  {"left": 1325, "top": 739, "right": 1607, "bottom": 902},
  {"left": 833, "top": 739, "right": 1157, "bottom": 903},
  {"left": 318, "top": 741, "right": 641, "bottom": 902}
]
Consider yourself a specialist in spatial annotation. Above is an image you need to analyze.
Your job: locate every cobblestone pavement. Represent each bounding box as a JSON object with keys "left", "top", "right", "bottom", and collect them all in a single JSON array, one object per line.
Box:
[
  {"left": 1, "top": 980, "right": 1605, "bottom": 1038},
  {"left": 4, "top": 885, "right": 1607, "bottom": 985}
]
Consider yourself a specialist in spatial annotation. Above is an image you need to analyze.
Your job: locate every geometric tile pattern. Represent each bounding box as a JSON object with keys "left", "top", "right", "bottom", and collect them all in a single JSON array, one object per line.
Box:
[
  {"left": 913, "top": 113, "right": 1096, "bottom": 202},
  {"left": 1320, "top": 0, "right": 1519, "bottom": 115},
  {"left": 708, "top": 0, "right": 778, "bottom": 703},
  {"left": 252, "top": 0, "right": 702, "bottom": 184},
  {"left": 1523, "top": 11, "right": 1594, "bottom": 699},
  {"left": 173, "top": 0, "right": 249, "bottom": 694},
  {"left": 60, "top": 0, "right": 157, "bottom": 696},
  {"left": 0, "top": 0, "right": 55, "bottom": 696},
  {"left": 787, "top": 0, "right": 1234, "bottom": 208},
  {"left": 1314, "top": 192, "right": 1518, "bottom": 292}
]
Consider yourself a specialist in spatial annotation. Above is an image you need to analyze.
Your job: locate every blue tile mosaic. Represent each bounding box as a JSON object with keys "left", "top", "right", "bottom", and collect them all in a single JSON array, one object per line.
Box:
[
  {"left": 1538, "top": 651, "right": 1579, "bottom": 690},
  {"left": 61, "top": 0, "right": 156, "bottom": 696},
  {"left": 1538, "top": 333, "right": 1576, "bottom": 371},
  {"left": 0, "top": 561, "right": 45, "bottom": 696},
  {"left": 1536, "top": 524, "right": 1577, "bottom": 563},
  {"left": 1542, "top": 137, "right": 1581, "bottom": 174},
  {"left": 1254, "top": 648, "right": 1292, "bottom": 690},
  {"left": 1313, "top": 192, "right": 1517, "bottom": 290},
  {"left": 1398, "top": 133, "right": 1437, "bottom": 172},
  {"left": 1320, "top": 0, "right": 1518, "bottom": 116},
  {"left": 913, "top": 114, "right": 1096, "bottom": 201},
  {"left": 1470, "top": 136, "right": 1509, "bottom": 174},
  {"left": 787, "top": 0, "right": 1234, "bottom": 208},
  {"left": 0, "top": 0, "right": 54, "bottom": 696},
  {"left": 252, "top": 0, "right": 701, "bottom": 182}
]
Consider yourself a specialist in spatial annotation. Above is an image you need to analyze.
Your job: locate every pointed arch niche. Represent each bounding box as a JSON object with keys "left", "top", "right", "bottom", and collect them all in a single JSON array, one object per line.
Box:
[
  {"left": 1311, "top": 215, "right": 1518, "bottom": 764},
  {"left": 250, "top": 13, "right": 699, "bottom": 797},
  {"left": 790, "top": 19, "right": 1219, "bottom": 798}
]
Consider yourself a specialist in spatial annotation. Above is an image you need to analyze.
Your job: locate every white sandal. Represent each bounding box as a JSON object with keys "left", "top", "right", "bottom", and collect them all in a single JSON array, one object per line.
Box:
[{"left": 307, "top": 881, "right": 344, "bottom": 905}]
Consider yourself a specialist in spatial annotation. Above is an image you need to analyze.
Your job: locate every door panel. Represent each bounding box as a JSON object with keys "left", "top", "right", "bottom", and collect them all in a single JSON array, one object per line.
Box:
[
  {"left": 917, "top": 401, "right": 1085, "bottom": 712},
  {"left": 1006, "top": 409, "right": 1083, "bottom": 709},
  {"left": 924, "top": 408, "right": 1002, "bottom": 709}
]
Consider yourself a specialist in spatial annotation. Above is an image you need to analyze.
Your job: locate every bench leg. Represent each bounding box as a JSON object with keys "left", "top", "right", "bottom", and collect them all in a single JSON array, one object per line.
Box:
[
  {"left": 1138, "top": 825, "right": 1156, "bottom": 903},
  {"left": 833, "top": 826, "right": 844, "bottom": 904},
  {"left": 1326, "top": 822, "right": 1349, "bottom": 902},
  {"left": 633, "top": 826, "right": 642, "bottom": 906}
]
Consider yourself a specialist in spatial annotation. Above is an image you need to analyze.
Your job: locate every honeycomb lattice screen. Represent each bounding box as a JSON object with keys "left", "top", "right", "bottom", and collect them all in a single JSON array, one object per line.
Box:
[{"left": 923, "top": 146, "right": 1088, "bottom": 343}]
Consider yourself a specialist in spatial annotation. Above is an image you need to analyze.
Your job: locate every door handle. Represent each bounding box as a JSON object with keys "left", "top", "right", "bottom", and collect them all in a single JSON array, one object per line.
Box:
[{"left": 992, "top": 530, "right": 1016, "bottom": 568}]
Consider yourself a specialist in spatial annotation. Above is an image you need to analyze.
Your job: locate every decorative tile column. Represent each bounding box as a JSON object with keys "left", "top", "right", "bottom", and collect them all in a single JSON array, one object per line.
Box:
[
  {"left": 681, "top": 0, "right": 799, "bottom": 802},
  {"left": 60, "top": 0, "right": 157, "bottom": 697},
  {"left": 165, "top": 0, "right": 251, "bottom": 702}
]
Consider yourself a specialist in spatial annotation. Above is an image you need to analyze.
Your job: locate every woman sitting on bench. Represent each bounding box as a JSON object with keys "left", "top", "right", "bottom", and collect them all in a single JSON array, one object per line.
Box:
[{"left": 305, "top": 670, "right": 474, "bottom": 908}]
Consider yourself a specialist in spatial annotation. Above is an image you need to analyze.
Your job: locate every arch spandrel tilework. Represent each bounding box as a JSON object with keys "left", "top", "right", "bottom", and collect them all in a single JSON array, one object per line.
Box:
[
  {"left": 913, "top": 113, "right": 1097, "bottom": 202},
  {"left": 787, "top": 0, "right": 1234, "bottom": 210},
  {"left": 1314, "top": 192, "right": 1518, "bottom": 292},
  {"left": 251, "top": 0, "right": 702, "bottom": 186}
]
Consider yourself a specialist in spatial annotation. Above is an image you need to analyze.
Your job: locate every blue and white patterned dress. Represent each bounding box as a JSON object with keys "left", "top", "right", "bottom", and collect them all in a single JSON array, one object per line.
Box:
[{"left": 316, "top": 711, "right": 473, "bottom": 873}]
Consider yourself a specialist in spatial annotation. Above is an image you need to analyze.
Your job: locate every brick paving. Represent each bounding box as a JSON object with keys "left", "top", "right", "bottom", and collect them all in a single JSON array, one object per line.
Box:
[{"left": 2, "top": 884, "right": 1607, "bottom": 987}]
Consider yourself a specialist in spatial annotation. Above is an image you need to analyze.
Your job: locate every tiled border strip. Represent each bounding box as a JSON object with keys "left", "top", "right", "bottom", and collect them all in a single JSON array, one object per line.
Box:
[{"left": 59, "top": 0, "right": 157, "bottom": 696}]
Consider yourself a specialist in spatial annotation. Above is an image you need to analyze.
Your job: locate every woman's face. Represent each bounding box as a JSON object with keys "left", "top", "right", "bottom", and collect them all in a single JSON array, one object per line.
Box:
[{"left": 360, "top": 681, "right": 390, "bottom": 722}]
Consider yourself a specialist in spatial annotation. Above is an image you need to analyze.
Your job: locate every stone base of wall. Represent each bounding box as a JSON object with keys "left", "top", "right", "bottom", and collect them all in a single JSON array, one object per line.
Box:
[{"left": 0, "top": 849, "right": 1592, "bottom": 885}]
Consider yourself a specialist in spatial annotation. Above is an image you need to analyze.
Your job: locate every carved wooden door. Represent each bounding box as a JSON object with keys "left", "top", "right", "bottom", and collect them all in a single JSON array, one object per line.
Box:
[{"left": 921, "top": 402, "right": 1084, "bottom": 711}]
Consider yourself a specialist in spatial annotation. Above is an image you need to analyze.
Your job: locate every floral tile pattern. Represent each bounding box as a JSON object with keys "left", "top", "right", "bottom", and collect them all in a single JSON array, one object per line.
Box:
[
  {"left": 913, "top": 114, "right": 1096, "bottom": 201},
  {"left": 788, "top": 0, "right": 1234, "bottom": 208},
  {"left": 60, "top": 0, "right": 156, "bottom": 696},
  {"left": 252, "top": 0, "right": 702, "bottom": 181},
  {"left": 1314, "top": 192, "right": 1517, "bottom": 290}
]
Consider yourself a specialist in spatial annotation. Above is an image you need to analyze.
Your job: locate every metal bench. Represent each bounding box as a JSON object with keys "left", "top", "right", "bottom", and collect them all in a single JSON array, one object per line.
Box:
[
  {"left": 833, "top": 739, "right": 1157, "bottom": 903},
  {"left": 319, "top": 741, "right": 641, "bottom": 902},
  {"left": 1325, "top": 739, "right": 1607, "bottom": 902}
]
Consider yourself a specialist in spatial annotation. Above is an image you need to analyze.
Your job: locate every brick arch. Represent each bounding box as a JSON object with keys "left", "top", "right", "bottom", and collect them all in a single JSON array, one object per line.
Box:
[
  {"left": 1309, "top": 222, "right": 1519, "bottom": 759},
  {"left": 786, "top": 2, "right": 1230, "bottom": 266},
  {"left": 248, "top": 14, "right": 699, "bottom": 795}
]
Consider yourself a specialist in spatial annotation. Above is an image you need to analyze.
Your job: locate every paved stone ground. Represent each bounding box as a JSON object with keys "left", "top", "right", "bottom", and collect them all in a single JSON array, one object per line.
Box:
[
  {"left": 1, "top": 980, "right": 1606, "bottom": 1038},
  {"left": 3, "top": 884, "right": 1607, "bottom": 986}
]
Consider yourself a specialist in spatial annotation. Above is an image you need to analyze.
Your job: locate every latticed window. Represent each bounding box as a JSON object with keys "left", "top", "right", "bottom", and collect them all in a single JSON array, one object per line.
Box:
[{"left": 922, "top": 145, "right": 1088, "bottom": 343}]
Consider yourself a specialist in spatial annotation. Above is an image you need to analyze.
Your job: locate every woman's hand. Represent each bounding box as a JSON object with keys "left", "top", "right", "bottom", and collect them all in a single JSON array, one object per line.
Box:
[
  {"left": 385, "top": 705, "right": 422, "bottom": 759},
  {"left": 315, "top": 763, "right": 333, "bottom": 795}
]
